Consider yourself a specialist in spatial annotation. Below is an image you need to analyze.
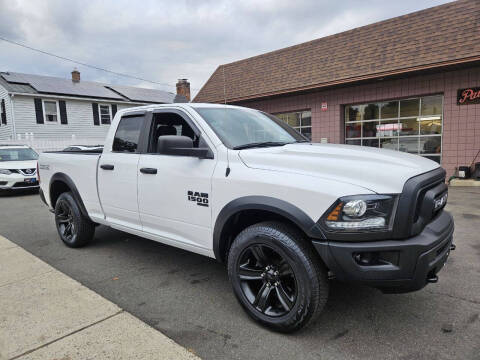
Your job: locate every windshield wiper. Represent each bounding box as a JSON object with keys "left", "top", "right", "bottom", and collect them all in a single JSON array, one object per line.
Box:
[{"left": 233, "top": 141, "right": 290, "bottom": 150}]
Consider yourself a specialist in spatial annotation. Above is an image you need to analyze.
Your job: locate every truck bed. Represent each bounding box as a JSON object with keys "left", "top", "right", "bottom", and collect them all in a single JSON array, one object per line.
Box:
[{"left": 38, "top": 152, "right": 105, "bottom": 222}]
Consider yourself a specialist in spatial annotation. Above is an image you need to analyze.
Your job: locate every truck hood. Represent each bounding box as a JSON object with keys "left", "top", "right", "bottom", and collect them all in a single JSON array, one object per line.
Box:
[
  {"left": 0, "top": 160, "right": 37, "bottom": 170},
  {"left": 238, "top": 143, "right": 439, "bottom": 193}
]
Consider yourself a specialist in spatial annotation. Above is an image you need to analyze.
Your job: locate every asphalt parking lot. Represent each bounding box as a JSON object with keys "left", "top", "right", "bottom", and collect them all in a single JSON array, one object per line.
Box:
[{"left": 1, "top": 187, "right": 479, "bottom": 360}]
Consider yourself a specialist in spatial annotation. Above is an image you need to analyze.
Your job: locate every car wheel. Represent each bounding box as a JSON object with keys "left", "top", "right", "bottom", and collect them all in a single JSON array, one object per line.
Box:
[
  {"left": 54, "top": 192, "right": 95, "bottom": 248},
  {"left": 227, "top": 221, "right": 329, "bottom": 333}
]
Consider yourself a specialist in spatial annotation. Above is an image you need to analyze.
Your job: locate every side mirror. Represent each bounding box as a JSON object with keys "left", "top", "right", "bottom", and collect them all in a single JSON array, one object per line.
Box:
[{"left": 157, "top": 135, "right": 213, "bottom": 159}]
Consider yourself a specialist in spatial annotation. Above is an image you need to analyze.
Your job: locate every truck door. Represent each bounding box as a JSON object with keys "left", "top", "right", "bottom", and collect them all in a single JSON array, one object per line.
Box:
[
  {"left": 137, "top": 109, "right": 216, "bottom": 251},
  {"left": 98, "top": 113, "right": 146, "bottom": 230}
]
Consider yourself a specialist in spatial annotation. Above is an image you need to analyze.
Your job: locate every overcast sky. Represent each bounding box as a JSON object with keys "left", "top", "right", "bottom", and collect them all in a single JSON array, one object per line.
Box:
[{"left": 0, "top": 0, "right": 452, "bottom": 97}]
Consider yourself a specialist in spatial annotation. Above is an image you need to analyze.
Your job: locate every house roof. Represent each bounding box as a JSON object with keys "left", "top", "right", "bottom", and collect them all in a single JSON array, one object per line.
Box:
[
  {"left": 0, "top": 71, "right": 187, "bottom": 104},
  {"left": 194, "top": 0, "right": 480, "bottom": 103}
]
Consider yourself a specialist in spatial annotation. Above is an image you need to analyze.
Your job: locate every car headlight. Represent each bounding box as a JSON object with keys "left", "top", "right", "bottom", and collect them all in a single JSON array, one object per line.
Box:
[
  {"left": 321, "top": 194, "right": 397, "bottom": 232},
  {"left": 0, "top": 169, "right": 12, "bottom": 175}
]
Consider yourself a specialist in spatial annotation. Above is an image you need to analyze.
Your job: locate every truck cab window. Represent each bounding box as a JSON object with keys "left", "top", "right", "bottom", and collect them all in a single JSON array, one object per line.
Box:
[
  {"left": 112, "top": 116, "right": 144, "bottom": 153},
  {"left": 149, "top": 112, "right": 199, "bottom": 152}
]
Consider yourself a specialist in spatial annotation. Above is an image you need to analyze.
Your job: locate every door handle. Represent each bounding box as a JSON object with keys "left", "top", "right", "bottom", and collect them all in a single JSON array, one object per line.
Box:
[
  {"left": 100, "top": 164, "right": 114, "bottom": 170},
  {"left": 140, "top": 167, "right": 157, "bottom": 174}
]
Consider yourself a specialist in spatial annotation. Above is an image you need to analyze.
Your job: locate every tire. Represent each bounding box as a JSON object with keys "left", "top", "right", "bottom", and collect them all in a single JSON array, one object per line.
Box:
[
  {"left": 54, "top": 192, "right": 95, "bottom": 248},
  {"left": 227, "top": 221, "right": 329, "bottom": 333}
]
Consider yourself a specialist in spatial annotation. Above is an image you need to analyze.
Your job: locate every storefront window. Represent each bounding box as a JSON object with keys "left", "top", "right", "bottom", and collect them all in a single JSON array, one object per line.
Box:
[
  {"left": 275, "top": 110, "right": 312, "bottom": 140},
  {"left": 345, "top": 95, "right": 443, "bottom": 163},
  {"left": 380, "top": 138, "right": 398, "bottom": 151},
  {"left": 345, "top": 123, "right": 361, "bottom": 138},
  {"left": 399, "top": 118, "right": 418, "bottom": 136},
  {"left": 362, "top": 138, "right": 379, "bottom": 147},
  {"left": 347, "top": 105, "right": 363, "bottom": 121},
  {"left": 419, "top": 117, "right": 442, "bottom": 135},
  {"left": 420, "top": 95, "right": 442, "bottom": 116},
  {"left": 380, "top": 101, "right": 398, "bottom": 119},
  {"left": 346, "top": 103, "right": 380, "bottom": 121},
  {"left": 400, "top": 98, "right": 420, "bottom": 117},
  {"left": 362, "top": 121, "right": 377, "bottom": 137},
  {"left": 364, "top": 104, "right": 379, "bottom": 120}
]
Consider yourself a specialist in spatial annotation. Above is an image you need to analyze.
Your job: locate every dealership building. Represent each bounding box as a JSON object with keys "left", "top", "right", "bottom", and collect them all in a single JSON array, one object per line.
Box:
[{"left": 194, "top": 0, "right": 480, "bottom": 177}]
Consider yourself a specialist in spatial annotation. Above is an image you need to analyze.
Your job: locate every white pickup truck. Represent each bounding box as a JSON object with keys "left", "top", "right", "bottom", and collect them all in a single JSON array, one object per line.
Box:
[{"left": 38, "top": 103, "right": 454, "bottom": 332}]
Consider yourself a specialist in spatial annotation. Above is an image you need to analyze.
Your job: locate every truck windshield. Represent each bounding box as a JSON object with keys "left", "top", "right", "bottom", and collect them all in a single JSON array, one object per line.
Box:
[
  {"left": 0, "top": 148, "right": 39, "bottom": 162},
  {"left": 195, "top": 107, "right": 307, "bottom": 149}
]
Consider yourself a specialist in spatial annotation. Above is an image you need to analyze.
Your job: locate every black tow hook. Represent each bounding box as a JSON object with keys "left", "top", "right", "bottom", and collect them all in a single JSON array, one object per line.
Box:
[
  {"left": 427, "top": 274, "right": 439, "bottom": 283},
  {"left": 450, "top": 244, "right": 456, "bottom": 251}
]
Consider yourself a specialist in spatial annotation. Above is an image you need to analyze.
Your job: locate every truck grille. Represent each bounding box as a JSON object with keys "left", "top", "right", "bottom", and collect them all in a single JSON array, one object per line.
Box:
[
  {"left": 392, "top": 168, "right": 447, "bottom": 239},
  {"left": 413, "top": 179, "right": 446, "bottom": 222}
]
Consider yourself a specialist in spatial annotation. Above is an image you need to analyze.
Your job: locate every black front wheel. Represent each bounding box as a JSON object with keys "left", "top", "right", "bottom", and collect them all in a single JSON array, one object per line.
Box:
[
  {"left": 228, "top": 221, "right": 329, "bottom": 333},
  {"left": 55, "top": 192, "right": 95, "bottom": 248}
]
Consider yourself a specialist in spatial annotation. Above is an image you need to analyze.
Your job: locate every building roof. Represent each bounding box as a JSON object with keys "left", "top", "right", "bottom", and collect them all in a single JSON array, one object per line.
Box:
[
  {"left": 0, "top": 71, "right": 187, "bottom": 104},
  {"left": 194, "top": 0, "right": 480, "bottom": 103}
]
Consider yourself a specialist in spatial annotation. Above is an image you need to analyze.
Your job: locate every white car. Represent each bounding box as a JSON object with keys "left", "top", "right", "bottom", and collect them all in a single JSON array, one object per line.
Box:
[
  {"left": 38, "top": 103, "right": 454, "bottom": 332},
  {"left": 0, "top": 145, "right": 39, "bottom": 191}
]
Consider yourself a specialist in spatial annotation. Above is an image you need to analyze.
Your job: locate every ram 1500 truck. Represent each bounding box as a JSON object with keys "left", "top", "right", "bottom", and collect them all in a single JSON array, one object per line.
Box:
[{"left": 38, "top": 103, "right": 454, "bottom": 332}]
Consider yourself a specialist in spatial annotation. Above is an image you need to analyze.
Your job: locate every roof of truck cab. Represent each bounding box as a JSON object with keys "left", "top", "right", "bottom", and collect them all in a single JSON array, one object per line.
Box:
[
  {"left": 119, "top": 103, "right": 247, "bottom": 113},
  {"left": 186, "top": 103, "right": 244, "bottom": 109}
]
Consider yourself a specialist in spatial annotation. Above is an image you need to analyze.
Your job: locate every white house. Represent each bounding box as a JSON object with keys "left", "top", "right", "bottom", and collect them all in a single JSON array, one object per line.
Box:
[{"left": 0, "top": 70, "right": 190, "bottom": 149}]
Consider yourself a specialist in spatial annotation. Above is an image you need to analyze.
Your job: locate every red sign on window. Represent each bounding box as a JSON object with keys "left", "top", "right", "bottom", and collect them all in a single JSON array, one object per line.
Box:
[{"left": 321, "top": 102, "right": 328, "bottom": 111}]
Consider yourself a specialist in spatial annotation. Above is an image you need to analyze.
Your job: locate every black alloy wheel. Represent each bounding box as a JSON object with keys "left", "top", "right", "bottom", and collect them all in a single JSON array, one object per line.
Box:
[
  {"left": 237, "top": 244, "right": 297, "bottom": 317},
  {"left": 54, "top": 192, "right": 95, "bottom": 248},
  {"left": 56, "top": 199, "right": 76, "bottom": 242},
  {"left": 228, "top": 221, "right": 329, "bottom": 332}
]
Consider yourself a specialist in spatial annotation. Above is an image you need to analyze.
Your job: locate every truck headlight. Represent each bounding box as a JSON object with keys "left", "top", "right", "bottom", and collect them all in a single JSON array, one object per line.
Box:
[
  {"left": 321, "top": 195, "right": 397, "bottom": 232},
  {"left": 0, "top": 169, "right": 12, "bottom": 175}
]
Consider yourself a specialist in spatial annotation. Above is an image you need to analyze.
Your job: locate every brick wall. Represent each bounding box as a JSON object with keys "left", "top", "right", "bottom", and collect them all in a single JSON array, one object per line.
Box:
[{"left": 236, "top": 66, "right": 480, "bottom": 178}]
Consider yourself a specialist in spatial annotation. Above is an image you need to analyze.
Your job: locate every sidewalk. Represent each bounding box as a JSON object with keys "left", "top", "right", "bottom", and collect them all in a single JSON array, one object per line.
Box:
[{"left": 0, "top": 235, "right": 199, "bottom": 360}]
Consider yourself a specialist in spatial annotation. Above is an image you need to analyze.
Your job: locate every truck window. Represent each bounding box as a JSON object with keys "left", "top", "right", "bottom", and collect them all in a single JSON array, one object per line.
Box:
[
  {"left": 112, "top": 115, "right": 144, "bottom": 153},
  {"left": 148, "top": 112, "right": 199, "bottom": 152}
]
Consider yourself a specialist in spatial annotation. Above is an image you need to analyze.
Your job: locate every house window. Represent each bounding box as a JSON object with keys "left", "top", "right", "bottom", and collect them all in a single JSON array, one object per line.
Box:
[
  {"left": 43, "top": 100, "right": 59, "bottom": 124},
  {"left": 275, "top": 110, "right": 312, "bottom": 140},
  {"left": 99, "top": 104, "right": 111, "bottom": 125},
  {"left": 345, "top": 95, "right": 443, "bottom": 163}
]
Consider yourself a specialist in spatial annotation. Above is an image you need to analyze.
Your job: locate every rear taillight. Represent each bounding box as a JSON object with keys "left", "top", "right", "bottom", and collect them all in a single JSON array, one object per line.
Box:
[{"left": 37, "top": 162, "right": 40, "bottom": 184}]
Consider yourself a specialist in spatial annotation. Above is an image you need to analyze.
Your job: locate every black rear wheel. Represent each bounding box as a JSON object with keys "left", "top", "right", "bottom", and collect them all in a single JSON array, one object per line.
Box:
[
  {"left": 55, "top": 192, "right": 94, "bottom": 247},
  {"left": 228, "top": 221, "right": 329, "bottom": 333}
]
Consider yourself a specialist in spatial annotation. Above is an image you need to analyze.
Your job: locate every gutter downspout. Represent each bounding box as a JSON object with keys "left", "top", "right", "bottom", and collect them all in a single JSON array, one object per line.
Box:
[{"left": 9, "top": 93, "right": 16, "bottom": 140}]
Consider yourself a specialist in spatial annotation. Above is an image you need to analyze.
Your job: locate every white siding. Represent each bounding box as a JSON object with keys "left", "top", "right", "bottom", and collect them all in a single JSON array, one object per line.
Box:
[
  {"left": 0, "top": 84, "right": 14, "bottom": 140},
  {"left": 12, "top": 95, "right": 135, "bottom": 141}
]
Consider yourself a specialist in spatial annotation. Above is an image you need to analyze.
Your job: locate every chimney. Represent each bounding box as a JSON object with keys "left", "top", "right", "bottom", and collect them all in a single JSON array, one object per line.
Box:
[
  {"left": 176, "top": 79, "right": 190, "bottom": 101},
  {"left": 71, "top": 68, "right": 80, "bottom": 82}
]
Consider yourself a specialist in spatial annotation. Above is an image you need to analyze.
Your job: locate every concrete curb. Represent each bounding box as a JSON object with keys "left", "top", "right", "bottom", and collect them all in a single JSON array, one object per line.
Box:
[{"left": 0, "top": 235, "right": 200, "bottom": 360}]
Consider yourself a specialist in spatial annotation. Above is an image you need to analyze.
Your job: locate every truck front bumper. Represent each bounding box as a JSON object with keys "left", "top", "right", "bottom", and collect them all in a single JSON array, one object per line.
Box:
[{"left": 312, "top": 210, "right": 454, "bottom": 293}]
